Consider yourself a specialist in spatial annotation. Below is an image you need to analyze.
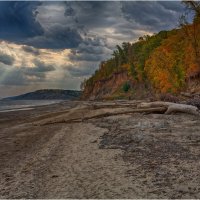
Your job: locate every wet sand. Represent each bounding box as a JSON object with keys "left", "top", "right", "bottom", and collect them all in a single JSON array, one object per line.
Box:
[{"left": 0, "top": 100, "right": 200, "bottom": 198}]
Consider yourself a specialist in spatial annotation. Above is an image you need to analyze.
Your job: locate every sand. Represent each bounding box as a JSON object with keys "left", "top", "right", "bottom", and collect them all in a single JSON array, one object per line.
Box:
[{"left": 0, "top": 100, "right": 200, "bottom": 198}]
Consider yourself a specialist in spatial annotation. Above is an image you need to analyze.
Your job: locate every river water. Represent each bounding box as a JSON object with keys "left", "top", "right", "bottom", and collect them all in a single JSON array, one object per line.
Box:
[{"left": 0, "top": 100, "right": 62, "bottom": 112}]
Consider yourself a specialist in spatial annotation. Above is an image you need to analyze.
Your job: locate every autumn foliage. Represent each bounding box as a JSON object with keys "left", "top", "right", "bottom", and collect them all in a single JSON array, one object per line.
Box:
[{"left": 83, "top": 2, "right": 200, "bottom": 96}]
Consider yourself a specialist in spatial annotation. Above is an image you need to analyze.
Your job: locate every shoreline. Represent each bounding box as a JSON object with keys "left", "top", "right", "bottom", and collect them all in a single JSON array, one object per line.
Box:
[
  {"left": 0, "top": 107, "right": 34, "bottom": 113},
  {"left": 0, "top": 99, "right": 64, "bottom": 113}
]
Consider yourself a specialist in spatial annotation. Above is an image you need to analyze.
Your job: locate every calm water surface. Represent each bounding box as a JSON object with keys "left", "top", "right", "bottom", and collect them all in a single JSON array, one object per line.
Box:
[{"left": 0, "top": 100, "right": 62, "bottom": 112}]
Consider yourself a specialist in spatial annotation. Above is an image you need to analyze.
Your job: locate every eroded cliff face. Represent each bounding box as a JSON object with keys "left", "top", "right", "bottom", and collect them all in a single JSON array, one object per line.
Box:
[
  {"left": 82, "top": 69, "right": 200, "bottom": 101},
  {"left": 82, "top": 71, "right": 130, "bottom": 100},
  {"left": 82, "top": 70, "right": 154, "bottom": 100}
]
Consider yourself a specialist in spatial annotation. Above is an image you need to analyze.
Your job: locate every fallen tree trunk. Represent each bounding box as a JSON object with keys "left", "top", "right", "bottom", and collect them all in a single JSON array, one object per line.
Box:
[
  {"left": 35, "top": 101, "right": 199, "bottom": 126},
  {"left": 39, "top": 106, "right": 167, "bottom": 125},
  {"left": 138, "top": 101, "right": 200, "bottom": 116},
  {"left": 137, "top": 101, "right": 173, "bottom": 108},
  {"left": 89, "top": 100, "right": 142, "bottom": 109},
  {"left": 83, "top": 107, "right": 167, "bottom": 121}
]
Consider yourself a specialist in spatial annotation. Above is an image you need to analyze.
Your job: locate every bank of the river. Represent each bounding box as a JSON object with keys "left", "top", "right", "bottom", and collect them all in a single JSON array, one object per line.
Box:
[{"left": 0, "top": 100, "right": 200, "bottom": 198}]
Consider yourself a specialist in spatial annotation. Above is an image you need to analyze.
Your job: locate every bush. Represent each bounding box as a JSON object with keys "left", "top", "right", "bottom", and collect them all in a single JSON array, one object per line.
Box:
[{"left": 123, "top": 82, "right": 130, "bottom": 92}]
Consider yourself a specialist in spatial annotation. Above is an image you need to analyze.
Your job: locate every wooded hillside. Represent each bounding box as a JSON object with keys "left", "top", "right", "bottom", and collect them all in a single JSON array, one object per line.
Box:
[{"left": 82, "top": 1, "right": 200, "bottom": 100}]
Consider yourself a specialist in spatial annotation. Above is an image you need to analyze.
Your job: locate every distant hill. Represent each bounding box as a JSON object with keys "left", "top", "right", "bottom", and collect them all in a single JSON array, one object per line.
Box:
[{"left": 3, "top": 89, "right": 82, "bottom": 100}]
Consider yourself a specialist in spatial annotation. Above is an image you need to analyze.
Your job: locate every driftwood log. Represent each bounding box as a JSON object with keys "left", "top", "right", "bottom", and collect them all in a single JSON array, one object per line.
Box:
[
  {"left": 138, "top": 101, "right": 200, "bottom": 116},
  {"left": 38, "top": 106, "right": 167, "bottom": 126},
  {"left": 35, "top": 101, "right": 199, "bottom": 126}
]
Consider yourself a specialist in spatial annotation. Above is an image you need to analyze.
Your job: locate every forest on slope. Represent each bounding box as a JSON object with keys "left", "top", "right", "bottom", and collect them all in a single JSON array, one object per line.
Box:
[{"left": 82, "top": 1, "right": 200, "bottom": 100}]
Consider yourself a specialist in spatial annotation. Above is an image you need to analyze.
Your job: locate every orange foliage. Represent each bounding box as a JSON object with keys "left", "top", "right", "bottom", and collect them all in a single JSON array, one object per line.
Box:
[
  {"left": 122, "top": 63, "right": 130, "bottom": 71},
  {"left": 184, "top": 30, "right": 200, "bottom": 79},
  {"left": 145, "top": 31, "right": 186, "bottom": 93}
]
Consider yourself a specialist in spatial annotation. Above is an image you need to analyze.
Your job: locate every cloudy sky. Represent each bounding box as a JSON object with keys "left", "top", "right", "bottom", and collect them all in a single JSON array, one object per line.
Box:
[{"left": 0, "top": 1, "right": 186, "bottom": 98}]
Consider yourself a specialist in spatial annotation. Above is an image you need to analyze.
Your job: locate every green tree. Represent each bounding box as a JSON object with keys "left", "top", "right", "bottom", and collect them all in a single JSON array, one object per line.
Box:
[{"left": 123, "top": 82, "right": 130, "bottom": 92}]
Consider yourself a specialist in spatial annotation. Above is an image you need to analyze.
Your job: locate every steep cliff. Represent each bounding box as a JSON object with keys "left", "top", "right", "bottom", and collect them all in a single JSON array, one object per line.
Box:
[
  {"left": 82, "top": 6, "right": 200, "bottom": 100},
  {"left": 83, "top": 70, "right": 129, "bottom": 100},
  {"left": 82, "top": 70, "right": 155, "bottom": 100}
]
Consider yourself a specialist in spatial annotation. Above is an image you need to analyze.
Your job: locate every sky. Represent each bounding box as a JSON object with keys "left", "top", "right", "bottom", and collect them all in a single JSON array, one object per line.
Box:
[{"left": 0, "top": 1, "right": 186, "bottom": 98}]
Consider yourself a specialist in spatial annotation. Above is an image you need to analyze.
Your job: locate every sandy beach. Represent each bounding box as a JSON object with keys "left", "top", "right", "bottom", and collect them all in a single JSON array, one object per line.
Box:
[{"left": 0, "top": 100, "right": 200, "bottom": 199}]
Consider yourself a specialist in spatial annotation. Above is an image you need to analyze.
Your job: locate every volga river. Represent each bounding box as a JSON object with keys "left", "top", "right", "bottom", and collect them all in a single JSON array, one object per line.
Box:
[{"left": 0, "top": 100, "right": 62, "bottom": 112}]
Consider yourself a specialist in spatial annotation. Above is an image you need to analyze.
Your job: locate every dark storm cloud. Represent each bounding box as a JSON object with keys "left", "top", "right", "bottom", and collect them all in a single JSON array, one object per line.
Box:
[
  {"left": 78, "top": 37, "right": 107, "bottom": 52},
  {"left": 65, "top": 2, "right": 113, "bottom": 65},
  {"left": 157, "top": 1, "right": 184, "bottom": 13},
  {"left": 0, "top": 1, "right": 83, "bottom": 49},
  {"left": 22, "top": 46, "right": 40, "bottom": 56},
  {"left": 0, "top": 52, "right": 15, "bottom": 65},
  {"left": 0, "top": 1, "right": 185, "bottom": 50},
  {"left": 65, "top": 1, "right": 120, "bottom": 30},
  {"left": 69, "top": 37, "right": 112, "bottom": 62},
  {"left": 0, "top": 1, "right": 43, "bottom": 42},
  {"left": 121, "top": 1, "right": 185, "bottom": 31},
  {"left": 64, "top": 2, "right": 76, "bottom": 17},
  {"left": 26, "top": 25, "right": 83, "bottom": 49},
  {"left": 65, "top": 1, "right": 184, "bottom": 37}
]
